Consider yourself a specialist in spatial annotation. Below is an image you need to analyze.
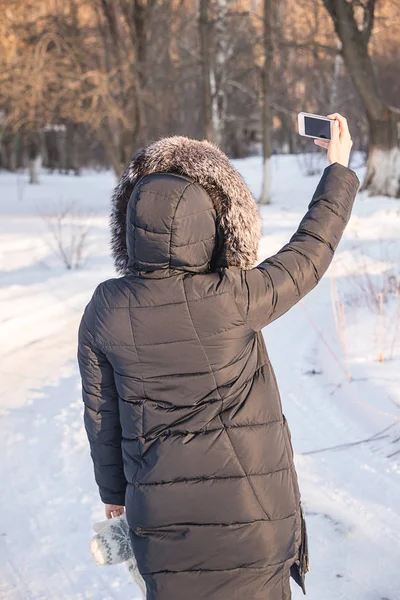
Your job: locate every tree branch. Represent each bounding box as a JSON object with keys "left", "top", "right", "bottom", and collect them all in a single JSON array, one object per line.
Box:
[{"left": 281, "top": 39, "right": 341, "bottom": 56}]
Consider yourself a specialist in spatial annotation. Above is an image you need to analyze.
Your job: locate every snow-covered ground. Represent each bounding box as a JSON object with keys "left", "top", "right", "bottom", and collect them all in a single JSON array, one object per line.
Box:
[{"left": 0, "top": 155, "right": 399, "bottom": 600}]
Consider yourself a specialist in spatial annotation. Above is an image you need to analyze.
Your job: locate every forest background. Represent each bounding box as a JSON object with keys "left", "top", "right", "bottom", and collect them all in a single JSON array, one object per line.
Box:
[{"left": 0, "top": 0, "right": 399, "bottom": 201}]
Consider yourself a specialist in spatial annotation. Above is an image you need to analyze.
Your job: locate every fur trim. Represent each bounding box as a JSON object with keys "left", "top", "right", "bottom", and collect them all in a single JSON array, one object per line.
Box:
[{"left": 110, "top": 136, "right": 262, "bottom": 275}]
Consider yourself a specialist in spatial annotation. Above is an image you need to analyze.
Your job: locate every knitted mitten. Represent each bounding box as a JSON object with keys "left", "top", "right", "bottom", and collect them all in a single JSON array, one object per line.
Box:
[
  {"left": 90, "top": 513, "right": 147, "bottom": 598},
  {"left": 91, "top": 513, "right": 133, "bottom": 565},
  {"left": 126, "top": 556, "right": 147, "bottom": 598}
]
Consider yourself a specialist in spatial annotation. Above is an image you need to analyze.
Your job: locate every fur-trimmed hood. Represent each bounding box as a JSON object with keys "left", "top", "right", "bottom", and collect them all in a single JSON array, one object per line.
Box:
[{"left": 109, "top": 136, "right": 262, "bottom": 275}]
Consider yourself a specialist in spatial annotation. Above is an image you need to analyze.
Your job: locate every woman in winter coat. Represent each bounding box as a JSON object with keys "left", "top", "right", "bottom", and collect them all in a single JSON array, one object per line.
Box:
[{"left": 77, "top": 113, "right": 359, "bottom": 600}]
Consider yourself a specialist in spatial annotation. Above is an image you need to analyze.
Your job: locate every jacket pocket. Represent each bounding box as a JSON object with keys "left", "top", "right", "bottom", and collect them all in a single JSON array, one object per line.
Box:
[
  {"left": 290, "top": 503, "right": 310, "bottom": 595},
  {"left": 282, "top": 413, "right": 294, "bottom": 458},
  {"left": 282, "top": 414, "right": 300, "bottom": 504}
]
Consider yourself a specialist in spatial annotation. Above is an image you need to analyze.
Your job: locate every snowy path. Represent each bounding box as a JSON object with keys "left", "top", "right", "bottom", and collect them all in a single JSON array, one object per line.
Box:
[
  {"left": 268, "top": 296, "right": 400, "bottom": 600},
  {"left": 0, "top": 158, "right": 399, "bottom": 599}
]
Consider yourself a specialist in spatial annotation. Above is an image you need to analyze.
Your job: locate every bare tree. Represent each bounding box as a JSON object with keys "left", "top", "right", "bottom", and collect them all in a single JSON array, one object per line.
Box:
[
  {"left": 39, "top": 200, "right": 93, "bottom": 270},
  {"left": 0, "top": 0, "right": 398, "bottom": 177},
  {"left": 89, "top": 0, "right": 148, "bottom": 175},
  {"left": 27, "top": 131, "right": 42, "bottom": 184},
  {"left": 211, "top": 0, "right": 231, "bottom": 147},
  {"left": 259, "top": 0, "right": 274, "bottom": 204},
  {"left": 322, "top": 0, "right": 400, "bottom": 197},
  {"left": 199, "top": 0, "right": 215, "bottom": 141}
]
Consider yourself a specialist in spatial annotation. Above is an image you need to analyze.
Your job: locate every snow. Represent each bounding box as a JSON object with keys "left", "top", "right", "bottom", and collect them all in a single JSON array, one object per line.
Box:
[{"left": 0, "top": 155, "right": 399, "bottom": 600}]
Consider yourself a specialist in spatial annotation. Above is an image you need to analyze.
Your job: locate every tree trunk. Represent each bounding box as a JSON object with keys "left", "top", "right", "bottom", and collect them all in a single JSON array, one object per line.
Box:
[
  {"left": 119, "top": 0, "right": 154, "bottom": 147},
  {"left": 329, "top": 40, "right": 342, "bottom": 113},
  {"left": 322, "top": 0, "right": 400, "bottom": 198},
  {"left": 363, "top": 107, "right": 400, "bottom": 197},
  {"left": 66, "top": 122, "right": 82, "bottom": 175},
  {"left": 29, "top": 154, "right": 42, "bottom": 184},
  {"left": 211, "top": 0, "right": 229, "bottom": 148},
  {"left": 10, "top": 136, "right": 18, "bottom": 172},
  {"left": 1, "top": 134, "right": 18, "bottom": 172},
  {"left": 96, "top": 0, "right": 149, "bottom": 175},
  {"left": 28, "top": 133, "right": 42, "bottom": 184},
  {"left": 199, "top": 0, "right": 214, "bottom": 142},
  {"left": 59, "top": 125, "right": 67, "bottom": 174},
  {"left": 260, "top": 0, "right": 274, "bottom": 205}
]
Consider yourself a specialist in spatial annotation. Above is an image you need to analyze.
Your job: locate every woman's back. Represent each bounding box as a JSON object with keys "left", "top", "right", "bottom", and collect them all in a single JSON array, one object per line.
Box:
[{"left": 78, "top": 132, "right": 359, "bottom": 599}]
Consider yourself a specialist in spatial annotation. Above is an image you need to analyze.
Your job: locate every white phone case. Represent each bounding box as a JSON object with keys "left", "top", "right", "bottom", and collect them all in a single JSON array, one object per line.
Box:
[{"left": 298, "top": 112, "right": 332, "bottom": 139}]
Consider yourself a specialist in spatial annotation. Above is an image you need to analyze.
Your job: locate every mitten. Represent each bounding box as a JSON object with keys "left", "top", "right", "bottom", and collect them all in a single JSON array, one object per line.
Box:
[
  {"left": 90, "top": 513, "right": 147, "bottom": 598},
  {"left": 91, "top": 512, "right": 133, "bottom": 565}
]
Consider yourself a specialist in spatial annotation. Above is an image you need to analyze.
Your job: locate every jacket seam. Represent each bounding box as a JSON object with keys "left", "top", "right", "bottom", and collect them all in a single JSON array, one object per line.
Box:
[
  {"left": 138, "top": 337, "right": 198, "bottom": 347},
  {"left": 296, "top": 228, "right": 334, "bottom": 254},
  {"left": 96, "top": 322, "right": 247, "bottom": 350},
  {"left": 173, "top": 206, "right": 217, "bottom": 219},
  {"left": 121, "top": 397, "right": 222, "bottom": 410},
  {"left": 115, "top": 359, "right": 269, "bottom": 387},
  {"left": 181, "top": 277, "right": 263, "bottom": 517},
  {"left": 142, "top": 559, "right": 292, "bottom": 575},
  {"left": 283, "top": 245, "right": 319, "bottom": 284},
  {"left": 169, "top": 182, "right": 191, "bottom": 269},
  {"left": 227, "top": 278, "right": 247, "bottom": 323},
  {"left": 272, "top": 257, "right": 301, "bottom": 298},
  {"left": 322, "top": 201, "right": 348, "bottom": 224},
  {"left": 182, "top": 279, "right": 270, "bottom": 519},
  {"left": 139, "top": 189, "right": 216, "bottom": 212},
  {"left": 134, "top": 223, "right": 169, "bottom": 235},
  {"left": 225, "top": 271, "right": 254, "bottom": 333},
  {"left": 136, "top": 323, "right": 245, "bottom": 347},
  {"left": 182, "top": 272, "right": 275, "bottom": 520},
  {"left": 171, "top": 234, "right": 215, "bottom": 248},
  {"left": 145, "top": 358, "right": 268, "bottom": 379},
  {"left": 134, "top": 514, "right": 296, "bottom": 531},
  {"left": 136, "top": 467, "right": 291, "bottom": 486},
  {"left": 122, "top": 419, "right": 282, "bottom": 440},
  {"left": 102, "top": 290, "right": 230, "bottom": 310},
  {"left": 226, "top": 269, "right": 271, "bottom": 334},
  {"left": 222, "top": 423, "right": 272, "bottom": 521},
  {"left": 181, "top": 275, "right": 222, "bottom": 390},
  {"left": 127, "top": 293, "right": 147, "bottom": 440}
]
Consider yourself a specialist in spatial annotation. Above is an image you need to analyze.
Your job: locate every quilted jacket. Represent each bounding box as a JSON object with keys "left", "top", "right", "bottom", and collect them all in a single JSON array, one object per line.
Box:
[{"left": 77, "top": 137, "right": 359, "bottom": 600}]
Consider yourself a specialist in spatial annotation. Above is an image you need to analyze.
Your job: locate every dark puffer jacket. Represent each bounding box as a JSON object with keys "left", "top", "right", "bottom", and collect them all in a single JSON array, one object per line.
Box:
[{"left": 77, "top": 137, "right": 359, "bottom": 600}]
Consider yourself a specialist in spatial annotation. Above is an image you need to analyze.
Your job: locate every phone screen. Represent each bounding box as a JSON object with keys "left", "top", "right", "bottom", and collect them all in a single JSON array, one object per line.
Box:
[{"left": 304, "top": 116, "right": 331, "bottom": 140}]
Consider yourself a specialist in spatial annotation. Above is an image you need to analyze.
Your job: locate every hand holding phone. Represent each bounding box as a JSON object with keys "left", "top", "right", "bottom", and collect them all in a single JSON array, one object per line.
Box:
[
  {"left": 298, "top": 111, "right": 353, "bottom": 169},
  {"left": 314, "top": 113, "right": 353, "bottom": 169}
]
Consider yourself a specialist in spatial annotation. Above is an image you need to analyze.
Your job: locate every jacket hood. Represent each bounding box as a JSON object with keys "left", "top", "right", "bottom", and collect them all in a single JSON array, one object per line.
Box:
[
  {"left": 110, "top": 136, "right": 262, "bottom": 276},
  {"left": 124, "top": 171, "right": 219, "bottom": 276}
]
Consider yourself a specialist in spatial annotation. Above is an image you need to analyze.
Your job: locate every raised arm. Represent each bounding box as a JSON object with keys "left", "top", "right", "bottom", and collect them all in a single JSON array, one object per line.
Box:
[
  {"left": 77, "top": 297, "right": 127, "bottom": 507},
  {"left": 230, "top": 114, "right": 359, "bottom": 332}
]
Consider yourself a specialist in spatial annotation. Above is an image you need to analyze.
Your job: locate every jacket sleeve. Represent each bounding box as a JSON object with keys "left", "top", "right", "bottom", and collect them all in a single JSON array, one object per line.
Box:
[
  {"left": 231, "top": 162, "right": 360, "bottom": 332},
  {"left": 77, "top": 296, "right": 127, "bottom": 506}
]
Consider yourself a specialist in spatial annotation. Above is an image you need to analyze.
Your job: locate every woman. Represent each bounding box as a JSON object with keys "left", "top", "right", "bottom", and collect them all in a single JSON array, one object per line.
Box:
[{"left": 77, "top": 113, "right": 359, "bottom": 600}]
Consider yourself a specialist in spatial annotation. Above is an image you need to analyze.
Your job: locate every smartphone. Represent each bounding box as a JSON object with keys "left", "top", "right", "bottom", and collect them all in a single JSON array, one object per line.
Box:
[{"left": 298, "top": 112, "right": 332, "bottom": 140}]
